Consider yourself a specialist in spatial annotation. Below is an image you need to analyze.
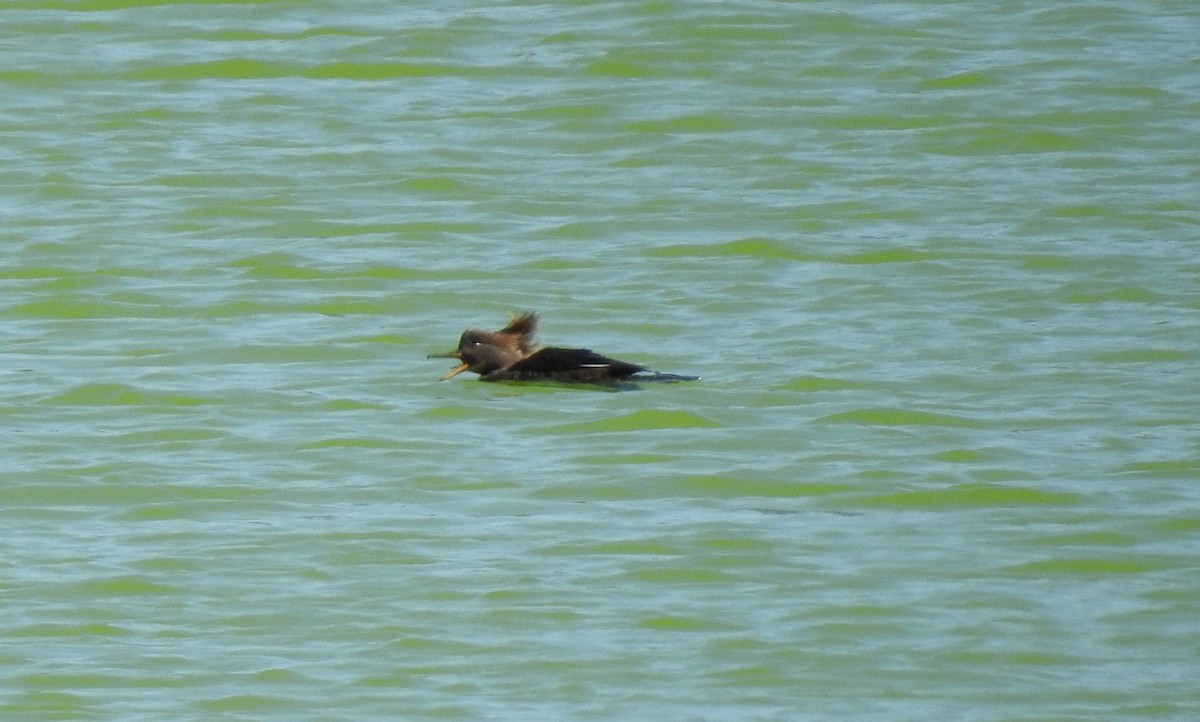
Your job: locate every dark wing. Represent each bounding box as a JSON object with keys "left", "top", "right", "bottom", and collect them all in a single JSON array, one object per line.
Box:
[{"left": 484, "top": 347, "right": 646, "bottom": 383}]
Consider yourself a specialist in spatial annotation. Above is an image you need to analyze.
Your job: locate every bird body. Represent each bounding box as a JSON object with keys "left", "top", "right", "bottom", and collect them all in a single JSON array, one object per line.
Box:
[{"left": 429, "top": 312, "right": 697, "bottom": 384}]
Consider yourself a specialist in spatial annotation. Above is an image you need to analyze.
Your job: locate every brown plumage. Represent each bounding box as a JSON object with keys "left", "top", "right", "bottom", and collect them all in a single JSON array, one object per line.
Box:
[{"left": 428, "top": 311, "right": 698, "bottom": 384}]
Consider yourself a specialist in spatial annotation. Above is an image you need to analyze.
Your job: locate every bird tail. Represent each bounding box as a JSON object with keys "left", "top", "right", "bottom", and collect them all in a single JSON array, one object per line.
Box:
[{"left": 636, "top": 371, "right": 700, "bottom": 383}]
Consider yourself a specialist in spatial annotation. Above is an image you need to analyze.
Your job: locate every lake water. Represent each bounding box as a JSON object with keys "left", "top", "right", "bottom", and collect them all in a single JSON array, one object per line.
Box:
[{"left": 3, "top": 2, "right": 1198, "bottom": 720}]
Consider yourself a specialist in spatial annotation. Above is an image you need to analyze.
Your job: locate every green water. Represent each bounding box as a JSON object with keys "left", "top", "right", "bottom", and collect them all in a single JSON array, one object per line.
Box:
[{"left": 3, "top": 2, "right": 1198, "bottom": 720}]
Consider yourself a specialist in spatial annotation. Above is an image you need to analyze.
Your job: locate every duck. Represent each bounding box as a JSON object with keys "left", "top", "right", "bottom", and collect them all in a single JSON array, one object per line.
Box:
[{"left": 428, "top": 312, "right": 698, "bottom": 384}]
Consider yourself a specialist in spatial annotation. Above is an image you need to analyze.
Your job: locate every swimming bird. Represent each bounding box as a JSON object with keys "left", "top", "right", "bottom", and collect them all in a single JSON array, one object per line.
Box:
[{"left": 428, "top": 312, "right": 698, "bottom": 384}]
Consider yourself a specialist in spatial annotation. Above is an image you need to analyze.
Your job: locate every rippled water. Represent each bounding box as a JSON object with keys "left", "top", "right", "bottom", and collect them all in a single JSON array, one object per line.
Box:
[{"left": 3, "top": 2, "right": 1199, "bottom": 720}]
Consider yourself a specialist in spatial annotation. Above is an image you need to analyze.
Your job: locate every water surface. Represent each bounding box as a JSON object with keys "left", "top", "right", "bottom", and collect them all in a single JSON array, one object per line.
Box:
[{"left": 3, "top": 2, "right": 1198, "bottom": 720}]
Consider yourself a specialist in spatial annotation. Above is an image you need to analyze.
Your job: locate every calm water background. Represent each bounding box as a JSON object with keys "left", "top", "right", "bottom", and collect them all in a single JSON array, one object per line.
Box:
[{"left": 3, "top": 1, "right": 1198, "bottom": 720}]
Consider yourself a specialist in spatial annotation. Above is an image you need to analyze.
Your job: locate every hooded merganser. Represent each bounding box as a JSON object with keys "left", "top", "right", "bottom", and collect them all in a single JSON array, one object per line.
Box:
[{"left": 428, "top": 312, "right": 698, "bottom": 384}]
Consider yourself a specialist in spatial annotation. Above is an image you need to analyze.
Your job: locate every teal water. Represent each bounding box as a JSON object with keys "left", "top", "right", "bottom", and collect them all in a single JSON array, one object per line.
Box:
[{"left": 3, "top": 2, "right": 1199, "bottom": 720}]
